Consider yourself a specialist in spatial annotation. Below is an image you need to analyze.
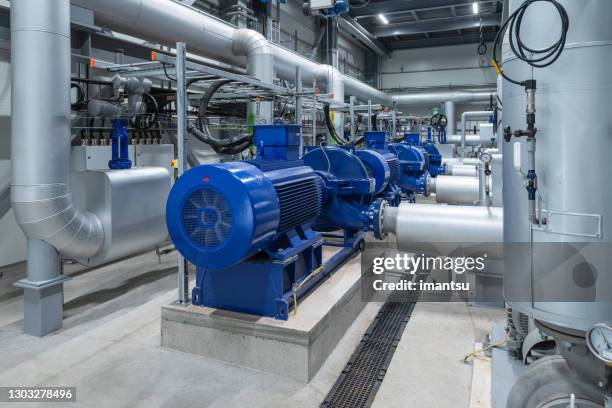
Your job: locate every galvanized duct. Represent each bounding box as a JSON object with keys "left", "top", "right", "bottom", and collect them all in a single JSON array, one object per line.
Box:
[{"left": 10, "top": 0, "right": 104, "bottom": 258}]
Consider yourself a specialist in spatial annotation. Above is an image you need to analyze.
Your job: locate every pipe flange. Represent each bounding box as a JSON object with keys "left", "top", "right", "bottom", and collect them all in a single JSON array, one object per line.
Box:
[{"left": 371, "top": 198, "right": 387, "bottom": 240}]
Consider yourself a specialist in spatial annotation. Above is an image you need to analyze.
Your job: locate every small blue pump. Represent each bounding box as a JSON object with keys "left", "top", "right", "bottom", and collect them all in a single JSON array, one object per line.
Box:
[
  {"left": 166, "top": 125, "right": 385, "bottom": 320},
  {"left": 404, "top": 133, "right": 445, "bottom": 177}
]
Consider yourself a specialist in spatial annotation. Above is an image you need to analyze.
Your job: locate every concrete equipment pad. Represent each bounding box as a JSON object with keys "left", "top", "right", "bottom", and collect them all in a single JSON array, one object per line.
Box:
[{"left": 161, "top": 248, "right": 366, "bottom": 382}]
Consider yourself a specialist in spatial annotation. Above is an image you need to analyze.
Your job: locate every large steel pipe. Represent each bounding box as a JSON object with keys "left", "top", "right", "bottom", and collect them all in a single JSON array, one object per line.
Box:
[
  {"left": 381, "top": 203, "right": 503, "bottom": 247},
  {"left": 429, "top": 175, "right": 484, "bottom": 205},
  {"left": 11, "top": 0, "right": 104, "bottom": 258},
  {"left": 447, "top": 164, "right": 477, "bottom": 177}
]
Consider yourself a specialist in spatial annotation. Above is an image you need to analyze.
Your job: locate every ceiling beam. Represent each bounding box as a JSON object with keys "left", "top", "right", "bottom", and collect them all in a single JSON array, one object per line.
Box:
[
  {"left": 370, "top": 13, "right": 500, "bottom": 38},
  {"left": 338, "top": 16, "right": 391, "bottom": 57},
  {"left": 352, "top": 0, "right": 500, "bottom": 20},
  {"left": 383, "top": 31, "right": 497, "bottom": 50}
]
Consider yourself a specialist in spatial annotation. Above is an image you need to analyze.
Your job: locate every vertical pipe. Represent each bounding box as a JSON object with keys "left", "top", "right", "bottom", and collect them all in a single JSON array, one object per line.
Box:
[
  {"left": 312, "top": 90, "right": 317, "bottom": 146},
  {"left": 295, "top": 67, "right": 303, "bottom": 151},
  {"left": 478, "top": 162, "right": 488, "bottom": 207},
  {"left": 445, "top": 100, "right": 456, "bottom": 135},
  {"left": 391, "top": 102, "right": 397, "bottom": 140},
  {"left": 367, "top": 100, "right": 372, "bottom": 131},
  {"left": 19, "top": 240, "right": 64, "bottom": 336},
  {"left": 349, "top": 96, "right": 356, "bottom": 141},
  {"left": 461, "top": 111, "right": 492, "bottom": 157},
  {"left": 176, "top": 42, "right": 189, "bottom": 304}
]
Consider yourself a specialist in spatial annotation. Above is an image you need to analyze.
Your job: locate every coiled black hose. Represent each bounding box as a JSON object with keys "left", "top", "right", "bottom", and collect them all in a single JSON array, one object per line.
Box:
[
  {"left": 186, "top": 79, "right": 252, "bottom": 154},
  {"left": 492, "top": 0, "right": 569, "bottom": 86}
]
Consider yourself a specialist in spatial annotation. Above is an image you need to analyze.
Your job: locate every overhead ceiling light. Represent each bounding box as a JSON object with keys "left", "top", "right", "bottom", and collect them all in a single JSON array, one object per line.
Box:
[
  {"left": 378, "top": 14, "right": 389, "bottom": 24},
  {"left": 472, "top": 2, "right": 479, "bottom": 14}
]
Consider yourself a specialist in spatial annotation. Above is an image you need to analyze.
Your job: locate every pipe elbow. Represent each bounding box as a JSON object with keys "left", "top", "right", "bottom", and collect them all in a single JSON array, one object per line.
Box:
[
  {"left": 11, "top": 184, "right": 104, "bottom": 259},
  {"left": 232, "top": 28, "right": 274, "bottom": 58}
]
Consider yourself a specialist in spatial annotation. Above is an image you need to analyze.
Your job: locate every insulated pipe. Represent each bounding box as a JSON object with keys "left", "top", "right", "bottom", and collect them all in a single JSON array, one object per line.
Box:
[
  {"left": 444, "top": 100, "right": 456, "bottom": 135},
  {"left": 381, "top": 203, "right": 503, "bottom": 246},
  {"left": 11, "top": 0, "right": 104, "bottom": 258},
  {"left": 429, "top": 175, "right": 486, "bottom": 205},
  {"left": 446, "top": 134, "right": 489, "bottom": 146},
  {"left": 442, "top": 157, "right": 481, "bottom": 167},
  {"left": 392, "top": 91, "right": 493, "bottom": 108},
  {"left": 447, "top": 164, "right": 477, "bottom": 177},
  {"left": 71, "top": 0, "right": 391, "bottom": 106},
  {"left": 461, "top": 111, "right": 493, "bottom": 157}
]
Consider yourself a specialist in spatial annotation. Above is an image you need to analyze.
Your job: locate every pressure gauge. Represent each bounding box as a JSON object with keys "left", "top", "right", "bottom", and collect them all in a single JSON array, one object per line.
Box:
[
  {"left": 586, "top": 323, "right": 612, "bottom": 363},
  {"left": 480, "top": 152, "right": 493, "bottom": 164}
]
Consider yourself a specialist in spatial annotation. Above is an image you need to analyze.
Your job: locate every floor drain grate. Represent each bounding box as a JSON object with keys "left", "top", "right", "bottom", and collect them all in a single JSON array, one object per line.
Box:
[{"left": 321, "top": 273, "right": 425, "bottom": 408}]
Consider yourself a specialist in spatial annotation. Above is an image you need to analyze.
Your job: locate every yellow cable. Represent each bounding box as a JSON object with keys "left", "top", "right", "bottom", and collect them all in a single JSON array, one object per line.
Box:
[
  {"left": 491, "top": 59, "right": 503, "bottom": 77},
  {"left": 462, "top": 339, "right": 507, "bottom": 364}
]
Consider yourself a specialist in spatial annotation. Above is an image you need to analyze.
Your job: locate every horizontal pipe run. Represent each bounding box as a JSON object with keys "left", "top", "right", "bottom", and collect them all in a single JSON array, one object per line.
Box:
[
  {"left": 381, "top": 203, "right": 503, "bottom": 251},
  {"left": 448, "top": 164, "right": 477, "bottom": 177},
  {"left": 429, "top": 175, "right": 488, "bottom": 205}
]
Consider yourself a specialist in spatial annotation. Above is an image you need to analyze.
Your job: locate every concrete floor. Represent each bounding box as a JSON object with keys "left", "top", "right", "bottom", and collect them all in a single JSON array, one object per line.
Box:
[{"left": 0, "top": 250, "right": 504, "bottom": 408}]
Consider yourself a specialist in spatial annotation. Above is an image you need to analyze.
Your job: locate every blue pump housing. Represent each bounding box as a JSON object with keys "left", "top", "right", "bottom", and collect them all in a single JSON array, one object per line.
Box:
[
  {"left": 166, "top": 125, "right": 383, "bottom": 320},
  {"left": 360, "top": 131, "right": 402, "bottom": 206},
  {"left": 388, "top": 143, "right": 429, "bottom": 202},
  {"left": 404, "top": 133, "right": 445, "bottom": 177}
]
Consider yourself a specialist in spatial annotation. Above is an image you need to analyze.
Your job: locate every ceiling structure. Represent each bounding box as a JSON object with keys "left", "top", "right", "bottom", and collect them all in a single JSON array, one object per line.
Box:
[{"left": 344, "top": 0, "right": 503, "bottom": 51}]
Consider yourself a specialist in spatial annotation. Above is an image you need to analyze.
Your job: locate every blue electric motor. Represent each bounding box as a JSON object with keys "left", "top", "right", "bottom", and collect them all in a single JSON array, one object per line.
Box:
[
  {"left": 388, "top": 143, "right": 429, "bottom": 202},
  {"left": 166, "top": 125, "right": 384, "bottom": 320}
]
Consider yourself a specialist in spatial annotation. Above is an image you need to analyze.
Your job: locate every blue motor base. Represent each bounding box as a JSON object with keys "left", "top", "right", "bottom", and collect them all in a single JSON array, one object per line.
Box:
[{"left": 192, "top": 225, "right": 324, "bottom": 320}]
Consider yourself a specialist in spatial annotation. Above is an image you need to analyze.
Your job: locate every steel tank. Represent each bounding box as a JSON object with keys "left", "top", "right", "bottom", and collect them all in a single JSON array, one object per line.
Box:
[{"left": 502, "top": 0, "right": 612, "bottom": 333}]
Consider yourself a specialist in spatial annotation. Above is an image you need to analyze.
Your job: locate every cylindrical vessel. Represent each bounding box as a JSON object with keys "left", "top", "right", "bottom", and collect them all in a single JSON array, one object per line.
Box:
[
  {"left": 502, "top": 0, "right": 612, "bottom": 333},
  {"left": 429, "top": 175, "right": 481, "bottom": 205},
  {"left": 166, "top": 162, "right": 323, "bottom": 270},
  {"left": 382, "top": 203, "right": 503, "bottom": 248}
]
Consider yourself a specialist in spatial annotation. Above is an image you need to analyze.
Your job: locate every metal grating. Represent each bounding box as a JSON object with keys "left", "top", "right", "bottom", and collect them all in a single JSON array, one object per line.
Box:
[
  {"left": 180, "top": 188, "right": 232, "bottom": 249},
  {"left": 387, "top": 158, "right": 400, "bottom": 183},
  {"left": 321, "top": 273, "right": 425, "bottom": 408},
  {"left": 275, "top": 176, "right": 323, "bottom": 232}
]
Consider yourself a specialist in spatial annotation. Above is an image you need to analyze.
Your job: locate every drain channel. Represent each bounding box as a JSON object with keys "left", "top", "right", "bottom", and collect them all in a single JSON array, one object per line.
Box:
[{"left": 320, "top": 273, "right": 424, "bottom": 408}]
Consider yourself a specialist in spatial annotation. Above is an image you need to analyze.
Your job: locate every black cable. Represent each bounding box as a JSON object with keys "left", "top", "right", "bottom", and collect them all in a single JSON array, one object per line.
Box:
[
  {"left": 492, "top": 0, "right": 569, "bottom": 86},
  {"left": 161, "top": 62, "right": 177, "bottom": 82},
  {"left": 323, "top": 104, "right": 350, "bottom": 145}
]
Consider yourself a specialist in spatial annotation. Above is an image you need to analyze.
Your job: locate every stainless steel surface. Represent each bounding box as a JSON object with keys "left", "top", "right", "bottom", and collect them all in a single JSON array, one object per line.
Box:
[
  {"left": 71, "top": 167, "right": 172, "bottom": 266},
  {"left": 429, "top": 175, "right": 482, "bottom": 205},
  {"left": 10, "top": 0, "right": 104, "bottom": 258},
  {"left": 382, "top": 203, "right": 503, "bottom": 246},
  {"left": 71, "top": 146, "right": 136, "bottom": 172},
  {"left": 502, "top": 0, "right": 612, "bottom": 332}
]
